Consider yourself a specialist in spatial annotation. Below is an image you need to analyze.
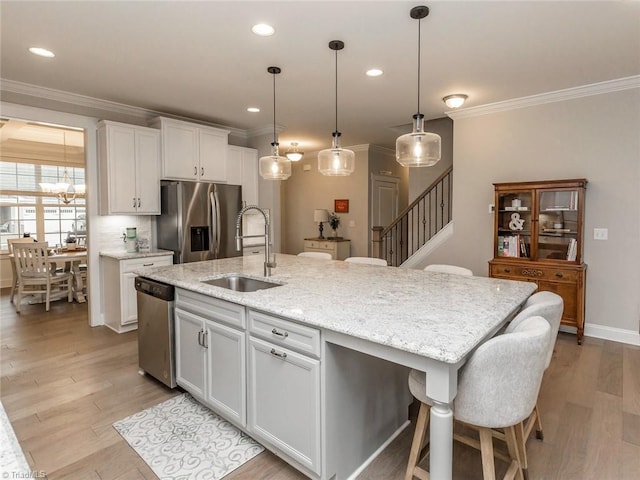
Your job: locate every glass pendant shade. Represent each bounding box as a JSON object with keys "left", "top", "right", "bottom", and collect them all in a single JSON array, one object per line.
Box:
[
  {"left": 259, "top": 142, "right": 291, "bottom": 180},
  {"left": 396, "top": 114, "right": 441, "bottom": 167},
  {"left": 318, "top": 132, "right": 355, "bottom": 176}
]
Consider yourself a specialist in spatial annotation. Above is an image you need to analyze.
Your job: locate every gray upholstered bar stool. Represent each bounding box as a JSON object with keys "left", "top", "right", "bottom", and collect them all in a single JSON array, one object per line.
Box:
[
  {"left": 503, "top": 291, "right": 563, "bottom": 477},
  {"left": 297, "top": 252, "right": 332, "bottom": 259},
  {"left": 344, "top": 256, "right": 388, "bottom": 266},
  {"left": 424, "top": 264, "right": 473, "bottom": 276},
  {"left": 405, "top": 316, "right": 551, "bottom": 480}
]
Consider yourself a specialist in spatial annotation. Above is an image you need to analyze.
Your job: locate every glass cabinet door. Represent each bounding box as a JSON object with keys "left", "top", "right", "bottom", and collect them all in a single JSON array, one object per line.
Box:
[
  {"left": 496, "top": 191, "right": 532, "bottom": 258},
  {"left": 536, "top": 188, "right": 579, "bottom": 261}
]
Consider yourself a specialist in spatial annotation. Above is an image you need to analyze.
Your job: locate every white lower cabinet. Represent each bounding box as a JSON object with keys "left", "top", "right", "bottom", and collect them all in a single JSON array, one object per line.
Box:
[
  {"left": 101, "top": 254, "right": 172, "bottom": 333},
  {"left": 247, "top": 311, "right": 321, "bottom": 476},
  {"left": 175, "top": 289, "right": 246, "bottom": 427}
]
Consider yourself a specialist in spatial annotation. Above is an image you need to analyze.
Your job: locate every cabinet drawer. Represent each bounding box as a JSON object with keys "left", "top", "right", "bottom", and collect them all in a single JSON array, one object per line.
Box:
[
  {"left": 176, "top": 288, "right": 245, "bottom": 328},
  {"left": 304, "top": 240, "right": 334, "bottom": 251},
  {"left": 122, "top": 255, "right": 172, "bottom": 273},
  {"left": 490, "top": 263, "right": 578, "bottom": 283},
  {"left": 249, "top": 309, "right": 320, "bottom": 358}
]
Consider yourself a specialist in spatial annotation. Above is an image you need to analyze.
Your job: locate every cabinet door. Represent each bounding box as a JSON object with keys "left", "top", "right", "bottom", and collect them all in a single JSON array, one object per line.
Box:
[
  {"left": 226, "top": 146, "right": 243, "bottom": 186},
  {"left": 175, "top": 308, "right": 206, "bottom": 398},
  {"left": 248, "top": 337, "right": 321, "bottom": 474},
  {"left": 107, "top": 125, "right": 137, "bottom": 214},
  {"left": 199, "top": 128, "right": 227, "bottom": 182},
  {"left": 120, "top": 271, "right": 139, "bottom": 325},
  {"left": 135, "top": 129, "right": 161, "bottom": 214},
  {"left": 163, "top": 122, "right": 198, "bottom": 180},
  {"left": 205, "top": 320, "right": 246, "bottom": 427}
]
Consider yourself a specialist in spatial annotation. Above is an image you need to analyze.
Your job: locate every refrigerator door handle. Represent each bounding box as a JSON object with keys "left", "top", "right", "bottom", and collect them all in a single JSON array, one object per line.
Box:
[{"left": 210, "top": 191, "right": 221, "bottom": 257}]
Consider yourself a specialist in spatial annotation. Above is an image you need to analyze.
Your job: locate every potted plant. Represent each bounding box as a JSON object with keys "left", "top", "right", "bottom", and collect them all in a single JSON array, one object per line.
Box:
[
  {"left": 328, "top": 212, "right": 341, "bottom": 239},
  {"left": 65, "top": 234, "right": 77, "bottom": 250}
]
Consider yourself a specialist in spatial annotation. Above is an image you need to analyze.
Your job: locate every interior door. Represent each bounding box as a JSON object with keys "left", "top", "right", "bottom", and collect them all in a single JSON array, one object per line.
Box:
[{"left": 371, "top": 175, "right": 400, "bottom": 229}]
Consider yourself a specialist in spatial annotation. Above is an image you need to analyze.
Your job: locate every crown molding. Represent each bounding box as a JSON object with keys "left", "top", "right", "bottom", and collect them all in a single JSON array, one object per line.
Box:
[
  {"left": 246, "top": 124, "right": 286, "bottom": 138},
  {"left": 0, "top": 78, "right": 248, "bottom": 138},
  {"left": 447, "top": 75, "right": 640, "bottom": 120}
]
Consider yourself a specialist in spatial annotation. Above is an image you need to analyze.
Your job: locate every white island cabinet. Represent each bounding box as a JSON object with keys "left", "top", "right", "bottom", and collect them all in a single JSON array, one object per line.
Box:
[
  {"left": 100, "top": 251, "right": 173, "bottom": 333},
  {"left": 98, "top": 121, "right": 161, "bottom": 215},
  {"left": 151, "top": 117, "right": 229, "bottom": 183},
  {"left": 175, "top": 288, "right": 247, "bottom": 427},
  {"left": 140, "top": 254, "right": 536, "bottom": 480},
  {"left": 248, "top": 310, "right": 321, "bottom": 475}
]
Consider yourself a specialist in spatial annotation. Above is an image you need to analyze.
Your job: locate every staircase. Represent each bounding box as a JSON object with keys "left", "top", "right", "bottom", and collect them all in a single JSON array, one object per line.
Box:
[{"left": 372, "top": 166, "right": 452, "bottom": 267}]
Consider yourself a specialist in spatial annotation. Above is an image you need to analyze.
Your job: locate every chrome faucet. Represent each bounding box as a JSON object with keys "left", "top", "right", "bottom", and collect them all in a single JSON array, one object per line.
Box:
[{"left": 235, "top": 205, "right": 275, "bottom": 277}]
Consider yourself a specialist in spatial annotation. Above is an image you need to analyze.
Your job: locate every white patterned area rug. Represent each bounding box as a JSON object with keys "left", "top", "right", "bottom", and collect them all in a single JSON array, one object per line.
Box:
[{"left": 113, "top": 393, "right": 264, "bottom": 480}]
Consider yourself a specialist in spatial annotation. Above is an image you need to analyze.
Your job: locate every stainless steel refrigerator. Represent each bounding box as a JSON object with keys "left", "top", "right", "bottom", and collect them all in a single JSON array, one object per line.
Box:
[{"left": 156, "top": 181, "right": 243, "bottom": 264}]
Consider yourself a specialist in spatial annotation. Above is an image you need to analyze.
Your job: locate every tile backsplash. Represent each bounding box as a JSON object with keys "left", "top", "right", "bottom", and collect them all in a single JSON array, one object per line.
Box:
[{"left": 94, "top": 215, "right": 153, "bottom": 252}]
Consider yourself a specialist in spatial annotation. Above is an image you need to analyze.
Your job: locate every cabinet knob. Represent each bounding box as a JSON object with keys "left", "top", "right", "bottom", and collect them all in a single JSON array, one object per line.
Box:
[
  {"left": 271, "top": 328, "right": 289, "bottom": 338},
  {"left": 555, "top": 272, "right": 563, "bottom": 278},
  {"left": 270, "top": 348, "right": 287, "bottom": 359}
]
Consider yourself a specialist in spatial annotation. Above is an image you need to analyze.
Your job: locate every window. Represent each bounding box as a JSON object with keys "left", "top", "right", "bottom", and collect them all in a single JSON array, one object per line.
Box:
[{"left": 0, "top": 120, "right": 85, "bottom": 251}]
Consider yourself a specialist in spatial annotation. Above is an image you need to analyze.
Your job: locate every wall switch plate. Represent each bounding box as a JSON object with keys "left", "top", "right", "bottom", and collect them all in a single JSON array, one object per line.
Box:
[
  {"left": 489, "top": 204, "right": 495, "bottom": 213},
  {"left": 348, "top": 220, "right": 356, "bottom": 228},
  {"left": 593, "top": 228, "right": 608, "bottom": 240},
  {"left": 303, "top": 164, "right": 311, "bottom": 171}
]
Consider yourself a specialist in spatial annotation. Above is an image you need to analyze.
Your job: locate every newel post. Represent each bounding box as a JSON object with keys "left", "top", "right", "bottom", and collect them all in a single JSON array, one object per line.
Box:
[{"left": 371, "top": 226, "right": 383, "bottom": 259}]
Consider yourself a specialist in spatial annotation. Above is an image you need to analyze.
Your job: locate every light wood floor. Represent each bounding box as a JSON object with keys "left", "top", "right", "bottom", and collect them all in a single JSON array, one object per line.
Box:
[{"left": 1, "top": 291, "right": 639, "bottom": 479}]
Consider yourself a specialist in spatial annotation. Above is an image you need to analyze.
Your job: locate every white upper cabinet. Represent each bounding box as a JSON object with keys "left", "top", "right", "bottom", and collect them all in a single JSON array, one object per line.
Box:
[
  {"left": 227, "top": 145, "right": 259, "bottom": 207},
  {"left": 98, "top": 120, "right": 161, "bottom": 215},
  {"left": 151, "top": 117, "right": 229, "bottom": 183}
]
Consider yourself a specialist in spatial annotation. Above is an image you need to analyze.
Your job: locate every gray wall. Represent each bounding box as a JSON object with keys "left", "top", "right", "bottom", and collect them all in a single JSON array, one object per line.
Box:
[{"left": 425, "top": 89, "right": 640, "bottom": 336}]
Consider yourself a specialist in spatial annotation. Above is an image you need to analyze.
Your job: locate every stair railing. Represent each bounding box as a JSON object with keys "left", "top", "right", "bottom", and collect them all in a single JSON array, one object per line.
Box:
[{"left": 372, "top": 166, "right": 452, "bottom": 267}]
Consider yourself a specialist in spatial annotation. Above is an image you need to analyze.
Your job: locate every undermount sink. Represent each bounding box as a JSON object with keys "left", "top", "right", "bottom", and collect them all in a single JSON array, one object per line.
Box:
[{"left": 201, "top": 274, "right": 282, "bottom": 292}]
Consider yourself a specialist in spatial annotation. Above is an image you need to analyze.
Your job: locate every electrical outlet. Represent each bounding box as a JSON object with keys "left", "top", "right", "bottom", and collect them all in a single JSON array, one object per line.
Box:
[{"left": 593, "top": 228, "right": 608, "bottom": 240}]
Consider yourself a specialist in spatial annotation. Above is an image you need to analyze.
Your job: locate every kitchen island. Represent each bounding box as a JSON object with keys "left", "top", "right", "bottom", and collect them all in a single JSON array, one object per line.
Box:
[{"left": 138, "top": 254, "right": 536, "bottom": 480}]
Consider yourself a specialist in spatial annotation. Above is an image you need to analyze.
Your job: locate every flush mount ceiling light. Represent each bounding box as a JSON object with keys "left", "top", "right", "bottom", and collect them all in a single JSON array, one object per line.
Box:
[
  {"left": 443, "top": 94, "right": 468, "bottom": 109},
  {"left": 29, "top": 47, "right": 55, "bottom": 58},
  {"left": 252, "top": 23, "right": 275, "bottom": 36},
  {"left": 286, "top": 142, "right": 304, "bottom": 162},
  {"left": 258, "top": 66, "right": 291, "bottom": 181},
  {"left": 395, "top": 5, "right": 441, "bottom": 168},
  {"left": 318, "top": 40, "right": 355, "bottom": 176}
]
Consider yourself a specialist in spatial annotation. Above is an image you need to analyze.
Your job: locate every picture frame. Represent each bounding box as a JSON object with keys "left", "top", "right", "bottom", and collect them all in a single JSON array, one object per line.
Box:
[{"left": 334, "top": 199, "right": 349, "bottom": 213}]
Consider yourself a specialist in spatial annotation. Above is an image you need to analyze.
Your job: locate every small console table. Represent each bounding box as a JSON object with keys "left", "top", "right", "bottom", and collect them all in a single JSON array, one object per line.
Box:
[{"left": 303, "top": 238, "right": 350, "bottom": 260}]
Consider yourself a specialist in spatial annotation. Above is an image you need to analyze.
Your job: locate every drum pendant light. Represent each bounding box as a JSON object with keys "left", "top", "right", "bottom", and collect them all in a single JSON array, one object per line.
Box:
[
  {"left": 318, "top": 40, "right": 355, "bottom": 176},
  {"left": 396, "top": 6, "right": 441, "bottom": 167},
  {"left": 259, "top": 66, "right": 291, "bottom": 180}
]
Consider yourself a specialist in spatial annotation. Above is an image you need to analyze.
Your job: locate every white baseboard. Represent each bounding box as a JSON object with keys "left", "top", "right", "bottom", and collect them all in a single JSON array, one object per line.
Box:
[
  {"left": 346, "top": 420, "right": 410, "bottom": 480},
  {"left": 583, "top": 323, "right": 640, "bottom": 346}
]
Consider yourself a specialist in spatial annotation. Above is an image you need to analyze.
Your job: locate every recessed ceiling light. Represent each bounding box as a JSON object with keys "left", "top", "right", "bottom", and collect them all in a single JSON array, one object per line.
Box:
[
  {"left": 252, "top": 23, "right": 275, "bottom": 36},
  {"left": 29, "top": 47, "right": 55, "bottom": 58},
  {"left": 366, "top": 69, "right": 383, "bottom": 77},
  {"left": 247, "top": 107, "right": 260, "bottom": 113}
]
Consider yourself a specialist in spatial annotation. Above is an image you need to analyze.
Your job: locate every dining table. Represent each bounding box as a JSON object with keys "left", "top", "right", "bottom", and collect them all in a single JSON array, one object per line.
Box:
[{"left": 48, "top": 249, "right": 88, "bottom": 303}]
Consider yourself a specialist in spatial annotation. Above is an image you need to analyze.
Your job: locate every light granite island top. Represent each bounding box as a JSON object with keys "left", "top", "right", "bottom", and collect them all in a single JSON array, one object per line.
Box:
[
  {"left": 137, "top": 253, "right": 536, "bottom": 365},
  {"left": 137, "top": 254, "right": 536, "bottom": 480}
]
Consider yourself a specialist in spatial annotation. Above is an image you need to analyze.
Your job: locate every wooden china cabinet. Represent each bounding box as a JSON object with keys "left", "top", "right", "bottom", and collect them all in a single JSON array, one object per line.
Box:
[{"left": 489, "top": 179, "right": 587, "bottom": 344}]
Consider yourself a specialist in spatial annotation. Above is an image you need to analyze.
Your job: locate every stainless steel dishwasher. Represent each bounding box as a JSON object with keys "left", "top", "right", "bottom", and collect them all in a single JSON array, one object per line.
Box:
[{"left": 135, "top": 276, "right": 176, "bottom": 388}]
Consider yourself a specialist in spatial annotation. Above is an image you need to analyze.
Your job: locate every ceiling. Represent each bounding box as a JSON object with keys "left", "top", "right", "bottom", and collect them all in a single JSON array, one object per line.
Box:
[{"left": 1, "top": 1, "right": 639, "bottom": 152}]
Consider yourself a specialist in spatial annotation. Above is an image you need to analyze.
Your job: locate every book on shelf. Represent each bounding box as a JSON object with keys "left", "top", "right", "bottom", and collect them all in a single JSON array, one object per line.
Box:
[
  {"left": 566, "top": 238, "right": 577, "bottom": 261},
  {"left": 499, "top": 234, "right": 521, "bottom": 257}
]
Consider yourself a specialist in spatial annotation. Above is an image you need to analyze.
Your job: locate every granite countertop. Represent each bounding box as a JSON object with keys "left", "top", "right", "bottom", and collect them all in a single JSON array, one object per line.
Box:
[
  {"left": 99, "top": 249, "right": 174, "bottom": 260},
  {"left": 136, "top": 254, "right": 536, "bottom": 364}
]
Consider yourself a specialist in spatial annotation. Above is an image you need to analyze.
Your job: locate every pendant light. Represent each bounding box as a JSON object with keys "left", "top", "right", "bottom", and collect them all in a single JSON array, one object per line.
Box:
[
  {"left": 39, "top": 131, "right": 83, "bottom": 203},
  {"left": 258, "top": 66, "right": 291, "bottom": 180},
  {"left": 318, "top": 40, "right": 355, "bottom": 176},
  {"left": 396, "top": 6, "right": 441, "bottom": 168}
]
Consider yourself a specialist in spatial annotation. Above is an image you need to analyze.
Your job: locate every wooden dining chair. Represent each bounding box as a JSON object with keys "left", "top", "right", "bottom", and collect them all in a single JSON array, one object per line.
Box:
[
  {"left": 297, "top": 252, "right": 332, "bottom": 259},
  {"left": 344, "top": 256, "right": 388, "bottom": 266},
  {"left": 7, "top": 237, "right": 36, "bottom": 304},
  {"left": 424, "top": 264, "right": 473, "bottom": 276},
  {"left": 405, "top": 316, "right": 550, "bottom": 480},
  {"left": 12, "top": 241, "right": 73, "bottom": 313}
]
